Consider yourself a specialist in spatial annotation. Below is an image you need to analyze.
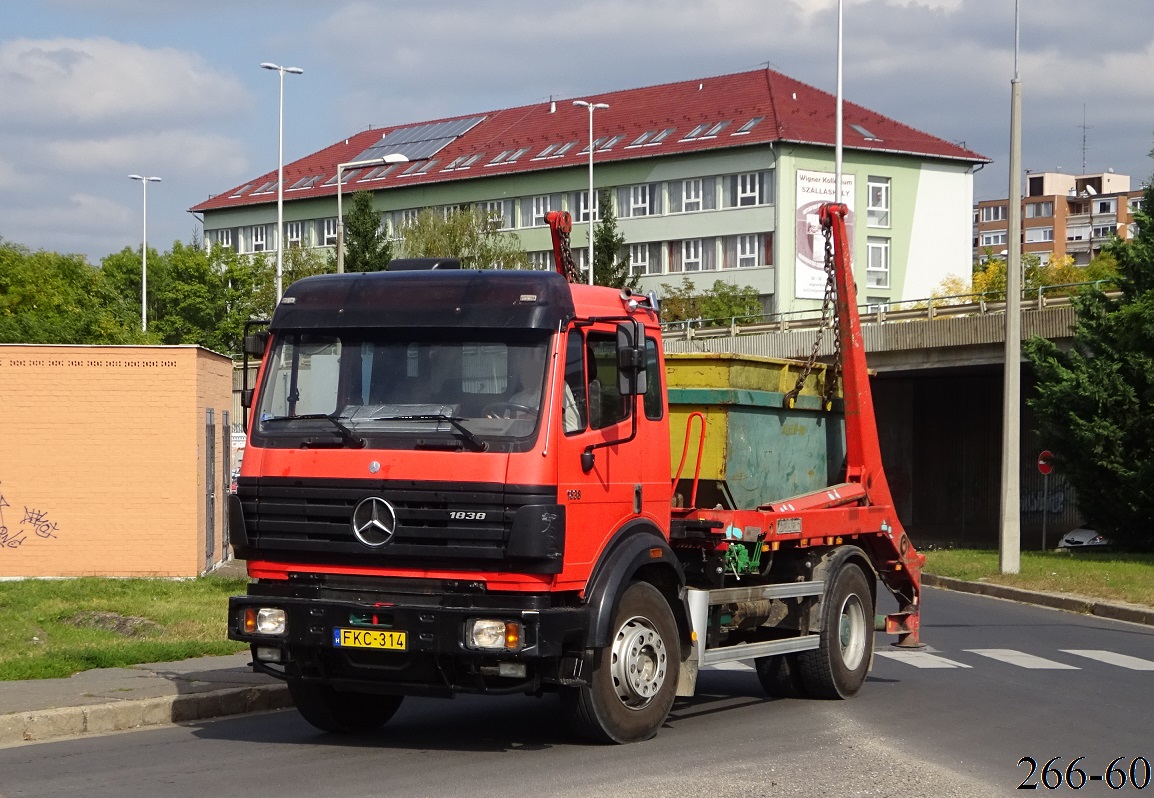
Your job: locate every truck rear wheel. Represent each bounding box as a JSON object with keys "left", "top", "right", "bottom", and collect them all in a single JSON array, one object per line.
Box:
[
  {"left": 754, "top": 653, "right": 808, "bottom": 698},
  {"left": 288, "top": 680, "right": 404, "bottom": 734},
  {"left": 563, "top": 581, "right": 680, "bottom": 744},
  {"left": 798, "top": 563, "right": 874, "bottom": 699}
]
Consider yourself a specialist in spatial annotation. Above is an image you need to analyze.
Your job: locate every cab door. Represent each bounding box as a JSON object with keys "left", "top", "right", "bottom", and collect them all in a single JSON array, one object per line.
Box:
[{"left": 554, "top": 324, "right": 644, "bottom": 589}]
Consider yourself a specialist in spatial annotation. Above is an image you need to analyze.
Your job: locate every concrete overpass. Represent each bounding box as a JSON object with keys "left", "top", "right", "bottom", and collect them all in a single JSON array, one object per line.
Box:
[{"left": 663, "top": 294, "right": 1090, "bottom": 548}]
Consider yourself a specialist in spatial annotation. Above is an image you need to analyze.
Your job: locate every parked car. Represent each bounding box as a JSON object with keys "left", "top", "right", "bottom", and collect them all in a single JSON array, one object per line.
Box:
[{"left": 1058, "top": 527, "right": 1111, "bottom": 551}]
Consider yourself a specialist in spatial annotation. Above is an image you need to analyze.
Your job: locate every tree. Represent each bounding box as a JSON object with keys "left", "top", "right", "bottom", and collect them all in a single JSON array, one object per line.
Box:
[
  {"left": 592, "top": 189, "right": 637, "bottom": 289},
  {"left": 343, "top": 191, "right": 392, "bottom": 273},
  {"left": 1024, "top": 177, "right": 1154, "bottom": 549},
  {"left": 397, "top": 207, "right": 529, "bottom": 270},
  {"left": 657, "top": 277, "right": 763, "bottom": 327},
  {"left": 0, "top": 240, "right": 143, "bottom": 344}
]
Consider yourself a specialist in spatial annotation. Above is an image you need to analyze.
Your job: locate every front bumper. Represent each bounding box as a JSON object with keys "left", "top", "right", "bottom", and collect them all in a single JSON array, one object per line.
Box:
[{"left": 228, "top": 582, "right": 589, "bottom": 696}]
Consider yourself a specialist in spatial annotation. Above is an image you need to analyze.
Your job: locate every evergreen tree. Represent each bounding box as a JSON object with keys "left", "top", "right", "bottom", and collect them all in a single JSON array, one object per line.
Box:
[
  {"left": 592, "top": 189, "right": 636, "bottom": 289},
  {"left": 1024, "top": 179, "right": 1154, "bottom": 548},
  {"left": 342, "top": 191, "right": 392, "bottom": 273}
]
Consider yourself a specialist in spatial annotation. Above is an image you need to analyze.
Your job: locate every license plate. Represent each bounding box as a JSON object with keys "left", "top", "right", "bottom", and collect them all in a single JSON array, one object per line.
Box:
[{"left": 333, "top": 627, "right": 408, "bottom": 651}]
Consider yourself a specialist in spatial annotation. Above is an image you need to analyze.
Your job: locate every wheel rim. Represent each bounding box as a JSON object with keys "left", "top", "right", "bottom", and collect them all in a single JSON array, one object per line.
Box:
[
  {"left": 610, "top": 615, "right": 668, "bottom": 709},
  {"left": 838, "top": 593, "right": 867, "bottom": 670}
]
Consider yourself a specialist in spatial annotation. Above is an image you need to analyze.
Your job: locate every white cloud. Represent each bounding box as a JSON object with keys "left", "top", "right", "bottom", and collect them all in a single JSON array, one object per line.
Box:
[{"left": 0, "top": 37, "right": 248, "bottom": 130}]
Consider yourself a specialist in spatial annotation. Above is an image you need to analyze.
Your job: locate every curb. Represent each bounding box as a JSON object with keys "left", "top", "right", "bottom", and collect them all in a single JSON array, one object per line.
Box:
[
  {"left": 0, "top": 683, "right": 292, "bottom": 746},
  {"left": 922, "top": 574, "right": 1154, "bottom": 627}
]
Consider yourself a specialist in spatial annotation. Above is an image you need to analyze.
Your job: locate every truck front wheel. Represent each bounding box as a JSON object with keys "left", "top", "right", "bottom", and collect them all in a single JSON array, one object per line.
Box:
[
  {"left": 563, "top": 581, "right": 680, "bottom": 744},
  {"left": 288, "top": 680, "right": 404, "bottom": 734},
  {"left": 798, "top": 563, "right": 874, "bottom": 699}
]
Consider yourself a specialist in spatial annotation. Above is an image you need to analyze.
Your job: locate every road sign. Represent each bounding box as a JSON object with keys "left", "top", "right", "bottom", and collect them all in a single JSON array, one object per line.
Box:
[{"left": 1037, "top": 450, "right": 1053, "bottom": 476}]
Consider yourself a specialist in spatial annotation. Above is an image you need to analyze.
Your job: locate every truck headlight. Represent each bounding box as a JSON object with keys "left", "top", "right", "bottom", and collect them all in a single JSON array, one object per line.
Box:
[
  {"left": 242, "top": 607, "right": 287, "bottom": 636},
  {"left": 466, "top": 619, "right": 522, "bottom": 651}
]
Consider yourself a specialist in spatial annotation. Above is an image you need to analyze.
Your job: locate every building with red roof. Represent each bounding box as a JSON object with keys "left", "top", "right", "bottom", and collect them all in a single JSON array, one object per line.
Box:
[{"left": 191, "top": 67, "right": 987, "bottom": 315}]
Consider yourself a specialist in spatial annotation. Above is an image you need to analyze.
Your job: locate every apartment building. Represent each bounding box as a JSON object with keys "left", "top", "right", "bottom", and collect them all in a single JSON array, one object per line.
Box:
[
  {"left": 191, "top": 68, "right": 987, "bottom": 316},
  {"left": 974, "top": 171, "right": 1145, "bottom": 266}
]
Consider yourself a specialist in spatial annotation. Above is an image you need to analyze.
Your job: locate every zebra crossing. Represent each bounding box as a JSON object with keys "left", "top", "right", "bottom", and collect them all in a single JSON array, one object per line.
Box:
[{"left": 704, "top": 648, "right": 1154, "bottom": 672}]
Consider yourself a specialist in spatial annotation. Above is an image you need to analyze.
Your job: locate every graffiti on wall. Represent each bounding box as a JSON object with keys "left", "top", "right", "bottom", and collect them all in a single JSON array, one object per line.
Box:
[
  {"left": 1020, "top": 486, "right": 1068, "bottom": 515},
  {"left": 0, "top": 483, "right": 62, "bottom": 551}
]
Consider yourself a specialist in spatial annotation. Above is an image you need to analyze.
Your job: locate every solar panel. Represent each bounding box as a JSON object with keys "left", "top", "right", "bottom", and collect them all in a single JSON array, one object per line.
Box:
[{"left": 352, "top": 115, "right": 486, "bottom": 163}]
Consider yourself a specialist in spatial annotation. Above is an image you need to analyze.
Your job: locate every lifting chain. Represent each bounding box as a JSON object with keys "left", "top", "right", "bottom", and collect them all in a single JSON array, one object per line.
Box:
[
  {"left": 557, "top": 230, "right": 581, "bottom": 284},
  {"left": 783, "top": 218, "right": 842, "bottom": 411}
]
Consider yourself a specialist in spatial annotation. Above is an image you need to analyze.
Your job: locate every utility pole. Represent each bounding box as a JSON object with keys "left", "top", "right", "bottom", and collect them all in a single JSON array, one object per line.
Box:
[{"left": 999, "top": 0, "right": 1023, "bottom": 574}]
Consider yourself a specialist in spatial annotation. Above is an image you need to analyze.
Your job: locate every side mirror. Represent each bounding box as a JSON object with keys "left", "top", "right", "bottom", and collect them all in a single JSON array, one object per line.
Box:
[
  {"left": 615, "top": 322, "right": 647, "bottom": 396},
  {"left": 243, "top": 330, "right": 270, "bottom": 358}
]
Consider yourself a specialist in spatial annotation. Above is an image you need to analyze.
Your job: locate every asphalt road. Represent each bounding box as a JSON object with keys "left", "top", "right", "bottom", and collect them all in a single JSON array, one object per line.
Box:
[{"left": 2, "top": 586, "right": 1152, "bottom": 798}]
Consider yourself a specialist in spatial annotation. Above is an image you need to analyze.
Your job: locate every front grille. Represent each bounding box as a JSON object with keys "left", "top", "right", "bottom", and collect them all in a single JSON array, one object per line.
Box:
[{"left": 237, "top": 477, "right": 555, "bottom": 566}]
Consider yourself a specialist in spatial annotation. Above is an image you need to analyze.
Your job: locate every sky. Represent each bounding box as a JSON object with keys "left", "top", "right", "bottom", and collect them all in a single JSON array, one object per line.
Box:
[{"left": 2, "top": 0, "right": 1153, "bottom": 265}]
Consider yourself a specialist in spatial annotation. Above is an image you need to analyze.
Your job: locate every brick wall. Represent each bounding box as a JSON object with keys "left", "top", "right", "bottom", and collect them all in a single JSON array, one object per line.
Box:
[{"left": 0, "top": 345, "right": 233, "bottom": 577}]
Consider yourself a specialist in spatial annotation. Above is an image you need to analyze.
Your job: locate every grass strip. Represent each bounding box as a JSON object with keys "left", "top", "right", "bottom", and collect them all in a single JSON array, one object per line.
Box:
[{"left": 923, "top": 548, "right": 1154, "bottom": 608}]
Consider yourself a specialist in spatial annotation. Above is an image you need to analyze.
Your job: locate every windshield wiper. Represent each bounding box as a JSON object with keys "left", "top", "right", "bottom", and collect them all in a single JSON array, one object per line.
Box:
[
  {"left": 262, "top": 414, "right": 366, "bottom": 448},
  {"left": 371, "top": 414, "right": 488, "bottom": 452}
]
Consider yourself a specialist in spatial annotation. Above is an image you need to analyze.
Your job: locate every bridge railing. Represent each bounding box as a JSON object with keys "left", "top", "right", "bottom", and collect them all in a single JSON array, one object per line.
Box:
[{"left": 659, "top": 280, "right": 1118, "bottom": 341}]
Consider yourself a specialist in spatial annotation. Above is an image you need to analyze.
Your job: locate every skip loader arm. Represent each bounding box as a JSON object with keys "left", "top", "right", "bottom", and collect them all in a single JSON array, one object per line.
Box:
[{"left": 821, "top": 203, "right": 924, "bottom": 646}]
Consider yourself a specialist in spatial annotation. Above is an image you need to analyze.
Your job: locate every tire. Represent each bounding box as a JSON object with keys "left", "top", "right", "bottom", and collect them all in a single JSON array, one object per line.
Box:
[
  {"left": 563, "top": 581, "right": 681, "bottom": 744},
  {"left": 754, "top": 653, "right": 809, "bottom": 698},
  {"left": 798, "top": 563, "right": 874, "bottom": 699},
  {"left": 288, "top": 680, "right": 404, "bottom": 734}
]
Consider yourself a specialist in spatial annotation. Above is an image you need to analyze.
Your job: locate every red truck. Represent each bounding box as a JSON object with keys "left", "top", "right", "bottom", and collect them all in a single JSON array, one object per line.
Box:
[{"left": 228, "top": 204, "right": 923, "bottom": 743}]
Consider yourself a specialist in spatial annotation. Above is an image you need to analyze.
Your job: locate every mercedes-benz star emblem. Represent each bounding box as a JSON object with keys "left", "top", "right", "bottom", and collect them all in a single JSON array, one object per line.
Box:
[{"left": 351, "top": 496, "right": 398, "bottom": 548}]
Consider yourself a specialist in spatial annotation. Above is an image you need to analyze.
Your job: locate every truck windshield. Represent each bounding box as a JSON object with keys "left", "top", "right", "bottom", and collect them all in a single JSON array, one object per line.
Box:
[{"left": 251, "top": 330, "right": 552, "bottom": 451}]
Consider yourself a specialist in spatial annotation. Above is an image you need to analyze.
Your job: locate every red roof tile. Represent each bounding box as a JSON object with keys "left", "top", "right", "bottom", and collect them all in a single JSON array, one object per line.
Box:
[{"left": 190, "top": 68, "right": 988, "bottom": 213}]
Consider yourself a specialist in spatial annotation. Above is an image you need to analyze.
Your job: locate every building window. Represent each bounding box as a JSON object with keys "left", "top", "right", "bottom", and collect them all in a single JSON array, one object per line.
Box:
[
  {"left": 668, "top": 177, "right": 716, "bottom": 213},
  {"left": 980, "top": 231, "right": 1007, "bottom": 247},
  {"left": 1026, "top": 201, "right": 1054, "bottom": 218},
  {"left": 1128, "top": 197, "right": 1144, "bottom": 213},
  {"left": 285, "top": 221, "right": 302, "bottom": 248},
  {"left": 865, "top": 295, "right": 890, "bottom": 313},
  {"left": 629, "top": 243, "right": 661, "bottom": 276},
  {"left": 722, "top": 234, "right": 769, "bottom": 269},
  {"left": 1024, "top": 227, "right": 1054, "bottom": 244},
  {"left": 251, "top": 225, "right": 268, "bottom": 252},
  {"left": 980, "top": 205, "right": 1007, "bottom": 222},
  {"left": 866, "top": 237, "right": 890, "bottom": 289},
  {"left": 669, "top": 239, "right": 716, "bottom": 273},
  {"left": 737, "top": 234, "right": 759, "bottom": 268},
  {"left": 721, "top": 171, "right": 772, "bottom": 208},
  {"left": 1096, "top": 198, "right": 1117, "bottom": 215},
  {"left": 482, "top": 200, "right": 513, "bottom": 230},
  {"left": 683, "top": 179, "right": 702, "bottom": 212},
  {"left": 617, "top": 184, "right": 661, "bottom": 218},
  {"left": 213, "top": 229, "right": 234, "bottom": 250},
  {"left": 528, "top": 251, "right": 552, "bottom": 270},
  {"left": 572, "top": 190, "right": 600, "bottom": 223},
  {"left": 867, "top": 177, "right": 890, "bottom": 227},
  {"left": 1092, "top": 224, "right": 1116, "bottom": 239},
  {"left": 522, "top": 194, "right": 559, "bottom": 227},
  {"left": 323, "top": 218, "right": 338, "bottom": 246},
  {"left": 682, "top": 239, "right": 702, "bottom": 271}
]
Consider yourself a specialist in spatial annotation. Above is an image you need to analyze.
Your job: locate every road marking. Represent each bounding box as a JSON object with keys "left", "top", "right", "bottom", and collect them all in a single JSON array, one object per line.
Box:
[
  {"left": 965, "top": 649, "right": 1079, "bottom": 669},
  {"left": 1060, "top": 649, "right": 1154, "bottom": 670},
  {"left": 874, "top": 650, "right": 972, "bottom": 669}
]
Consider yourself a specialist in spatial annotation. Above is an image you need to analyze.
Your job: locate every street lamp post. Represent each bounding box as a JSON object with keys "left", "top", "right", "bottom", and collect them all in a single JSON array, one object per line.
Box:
[
  {"left": 128, "top": 174, "right": 161, "bottom": 332},
  {"left": 260, "top": 62, "right": 303, "bottom": 302},
  {"left": 573, "top": 100, "right": 609, "bottom": 285},
  {"left": 336, "top": 154, "right": 408, "bottom": 273}
]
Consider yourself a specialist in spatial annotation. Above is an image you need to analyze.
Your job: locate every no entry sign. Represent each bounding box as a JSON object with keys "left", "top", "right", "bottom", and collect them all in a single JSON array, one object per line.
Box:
[{"left": 1037, "top": 450, "right": 1054, "bottom": 476}]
